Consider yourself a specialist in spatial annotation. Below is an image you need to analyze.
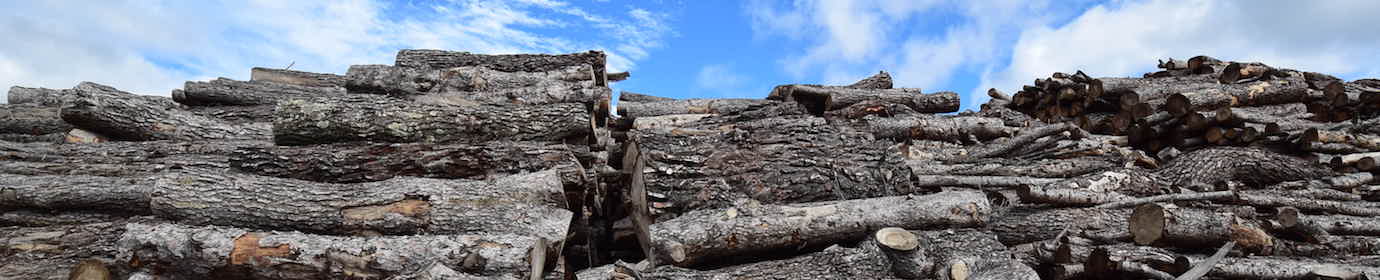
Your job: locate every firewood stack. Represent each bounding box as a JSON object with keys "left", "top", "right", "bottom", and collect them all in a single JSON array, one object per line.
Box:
[{"left": 7, "top": 51, "right": 1380, "bottom": 280}]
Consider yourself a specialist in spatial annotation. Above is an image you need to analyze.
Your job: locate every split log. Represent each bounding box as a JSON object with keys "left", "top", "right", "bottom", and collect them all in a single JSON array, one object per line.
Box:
[
  {"left": 150, "top": 168, "right": 572, "bottom": 240},
  {"left": 61, "top": 82, "right": 268, "bottom": 141},
  {"left": 1, "top": 217, "right": 148, "bottom": 279},
  {"left": 870, "top": 116, "right": 1015, "bottom": 142},
  {"left": 638, "top": 244, "right": 895, "bottom": 279},
  {"left": 648, "top": 191, "right": 991, "bottom": 267},
  {"left": 118, "top": 223, "right": 553, "bottom": 280},
  {"left": 913, "top": 229, "right": 1040, "bottom": 280},
  {"left": 616, "top": 99, "right": 776, "bottom": 119},
  {"left": 272, "top": 95, "right": 589, "bottom": 145},
  {"left": 839, "top": 71, "right": 891, "bottom": 89},
  {"left": 1156, "top": 146, "right": 1333, "bottom": 187},
  {"left": 394, "top": 49, "right": 607, "bottom": 74},
  {"left": 6, "top": 86, "right": 70, "bottom": 106},
  {"left": 767, "top": 85, "right": 958, "bottom": 115},
  {"left": 249, "top": 67, "right": 347, "bottom": 88},
  {"left": 1129, "top": 203, "right": 1272, "bottom": 251},
  {"left": 344, "top": 64, "right": 602, "bottom": 104},
  {"left": 174, "top": 78, "right": 345, "bottom": 106},
  {"left": 1, "top": 104, "right": 72, "bottom": 135},
  {"left": 230, "top": 141, "right": 577, "bottom": 183}
]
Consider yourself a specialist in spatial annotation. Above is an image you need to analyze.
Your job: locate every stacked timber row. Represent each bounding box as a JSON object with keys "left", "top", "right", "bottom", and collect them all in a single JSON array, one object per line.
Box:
[{"left": 7, "top": 51, "right": 1380, "bottom": 280}]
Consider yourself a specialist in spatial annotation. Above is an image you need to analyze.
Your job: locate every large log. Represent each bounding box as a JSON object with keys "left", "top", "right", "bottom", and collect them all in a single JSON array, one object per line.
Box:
[
  {"left": 648, "top": 191, "right": 992, "bottom": 267},
  {"left": 230, "top": 141, "right": 578, "bottom": 183},
  {"left": 767, "top": 85, "right": 958, "bottom": 115},
  {"left": 118, "top": 223, "right": 553, "bottom": 280},
  {"left": 637, "top": 244, "right": 895, "bottom": 279},
  {"left": 1129, "top": 203, "right": 1272, "bottom": 252},
  {"left": 6, "top": 86, "right": 70, "bottom": 106},
  {"left": 250, "top": 67, "right": 347, "bottom": 88},
  {"left": 0, "top": 104, "right": 72, "bottom": 135},
  {"left": 1201, "top": 257, "right": 1380, "bottom": 280},
  {"left": 906, "top": 158, "right": 1117, "bottom": 178},
  {"left": 0, "top": 174, "right": 155, "bottom": 214},
  {"left": 394, "top": 49, "right": 607, "bottom": 74},
  {"left": 60, "top": 82, "right": 268, "bottom": 141},
  {"left": 633, "top": 115, "right": 915, "bottom": 213},
  {"left": 1156, "top": 146, "right": 1333, "bottom": 187},
  {"left": 1, "top": 217, "right": 149, "bottom": 280},
  {"left": 174, "top": 78, "right": 345, "bottom": 106},
  {"left": 185, "top": 104, "right": 275, "bottom": 124},
  {"left": 616, "top": 99, "right": 776, "bottom": 119},
  {"left": 272, "top": 95, "right": 590, "bottom": 145},
  {"left": 150, "top": 168, "right": 572, "bottom": 241},
  {"left": 869, "top": 116, "right": 1015, "bottom": 142},
  {"left": 987, "top": 207, "right": 1131, "bottom": 245},
  {"left": 344, "top": 64, "right": 603, "bottom": 104}
]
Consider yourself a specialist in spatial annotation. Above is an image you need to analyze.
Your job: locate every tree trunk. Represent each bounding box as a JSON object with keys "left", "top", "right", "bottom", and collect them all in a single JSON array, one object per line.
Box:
[
  {"left": 648, "top": 191, "right": 992, "bottom": 267},
  {"left": 767, "top": 85, "right": 958, "bottom": 115},
  {"left": 230, "top": 141, "right": 579, "bottom": 183},
  {"left": 185, "top": 105, "right": 275, "bottom": 124},
  {"left": 60, "top": 82, "right": 269, "bottom": 141},
  {"left": 0, "top": 104, "right": 73, "bottom": 135},
  {"left": 632, "top": 115, "right": 914, "bottom": 213},
  {"left": 272, "top": 95, "right": 590, "bottom": 145},
  {"left": 250, "top": 67, "right": 348, "bottom": 88},
  {"left": 174, "top": 78, "right": 345, "bottom": 106},
  {"left": 0, "top": 174, "right": 155, "bottom": 214},
  {"left": 1202, "top": 257, "right": 1380, "bottom": 280},
  {"left": 616, "top": 99, "right": 776, "bottom": 119},
  {"left": 394, "top": 49, "right": 607, "bottom": 75},
  {"left": 1279, "top": 209, "right": 1380, "bottom": 236},
  {"left": 150, "top": 168, "right": 572, "bottom": 241},
  {"left": 343, "top": 64, "right": 602, "bottom": 104},
  {"left": 117, "top": 223, "right": 554, "bottom": 280},
  {"left": 631, "top": 114, "right": 713, "bottom": 131},
  {"left": 6, "top": 86, "right": 70, "bottom": 106}
]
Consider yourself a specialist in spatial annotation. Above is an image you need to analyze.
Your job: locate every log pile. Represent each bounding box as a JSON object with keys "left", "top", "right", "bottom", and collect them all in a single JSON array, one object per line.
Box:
[{"left": 5, "top": 51, "right": 1380, "bottom": 280}]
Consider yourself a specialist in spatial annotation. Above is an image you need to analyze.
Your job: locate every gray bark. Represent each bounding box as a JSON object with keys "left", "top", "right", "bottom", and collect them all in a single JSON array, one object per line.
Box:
[
  {"left": 117, "top": 223, "right": 551, "bottom": 280},
  {"left": 846, "top": 71, "right": 894, "bottom": 89},
  {"left": 6, "top": 86, "right": 70, "bottom": 106},
  {"left": 869, "top": 116, "right": 1015, "bottom": 142},
  {"left": 0, "top": 105, "right": 72, "bottom": 135},
  {"left": 185, "top": 104, "right": 275, "bottom": 124},
  {"left": 0, "top": 174, "right": 155, "bottom": 214},
  {"left": 175, "top": 78, "right": 345, "bottom": 106},
  {"left": 768, "top": 85, "right": 958, "bottom": 115},
  {"left": 272, "top": 95, "right": 590, "bottom": 145},
  {"left": 618, "top": 91, "right": 674, "bottom": 103},
  {"left": 638, "top": 244, "right": 898, "bottom": 280},
  {"left": 231, "top": 141, "right": 579, "bottom": 183},
  {"left": 394, "top": 49, "right": 607, "bottom": 74},
  {"left": 1129, "top": 203, "right": 1270, "bottom": 251},
  {"left": 913, "top": 229, "right": 1039, "bottom": 280},
  {"left": 906, "top": 158, "right": 1117, "bottom": 178},
  {"left": 648, "top": 191, "right": 992, "bottom": 267},
  {"left": 1, "top": 216, "right": 153, "bottom": 280},
  {"left": 0, "top": 132, "right": 63, "bottom": 143},
  {"left": 150, "top": 168, "right": 572, "bottom": 241},
  {"left": 60, "top": 82, "right": 268, "bottom": 141},
  {"left": 1202, "top": 257, "right": 1380, "bottom": 280},
  {"left": 344, "top": 64, "right": 605, "bottom": 106},
  {"left": 616, "top": 99, "right": 776, "bottom": 119},
  {"left": 250, "top": 67, "right": 348, "bottom": 88},
  {"left": 1156, "top": 146, "right": 1334, "bottom": 187},
  {"left": 986, "top": 207, "right": 1131, "bottom": 245}
]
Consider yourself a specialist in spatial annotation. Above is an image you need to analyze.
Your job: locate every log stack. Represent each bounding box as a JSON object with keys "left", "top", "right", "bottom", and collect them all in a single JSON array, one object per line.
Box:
[{"left": 6, "top": 51, "right": 1380, "bottom": 280}]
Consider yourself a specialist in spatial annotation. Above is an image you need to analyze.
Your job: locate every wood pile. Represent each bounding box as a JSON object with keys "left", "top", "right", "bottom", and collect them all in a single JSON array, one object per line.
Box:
[{"left": 5, "top": 50, "right": 1380, "bottom": 280}]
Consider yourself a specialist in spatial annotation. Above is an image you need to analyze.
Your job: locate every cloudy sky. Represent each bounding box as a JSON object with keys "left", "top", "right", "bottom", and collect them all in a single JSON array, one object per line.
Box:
[{"left": 3, "top": 0, "right": 1379, "bottom": 110}]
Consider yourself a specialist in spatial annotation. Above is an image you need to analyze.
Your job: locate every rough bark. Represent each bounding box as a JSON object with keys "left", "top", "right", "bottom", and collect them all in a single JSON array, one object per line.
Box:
[
  {"left": 847, "top": 71, "right": 894, "bottom": 89},
  {"left": 906, "top": 158, "right": 1116, "bottom": 178},
  {"left": 1, "top": 217, "right": 153, "bottom": 280},
  {"left": 250, "top": 67, "right": 348, "bottom": 88},
  {"left": 633, "top": 115, "right": 915, "bottom": 213},
  {"left": 648, "top": 191, "right": 991, "bottom": 267},
  {"left": 344, "top": 64, "right": 603, "bottom": 105},
  {"left": 913, "top": 229, "right": 1039, "bottom": 280},
  {"left": 1156, "top": 146, "right": 1334, "bottom": 187},
  {"left": 272, "top": 95, "right": 590, "bottom": 145},
  {"left": 118, "top": 223, "right": 552, "bottom": 280},
  {"left": 1202, "top": 257, "right": 1380, "bottom": 280},
  {"left": 986, "top": 207, "right": 1131, "bottom": 245},
  {"left": 768, "top": 85, "right": 958, "bottom": 115},
  {"left": 873, "top": 228, "right": 930, "bottom": 279},
  {"left": 60, "top": 82, "right": 268, "bottom": 141},
  {"left": 0, "top": 139, "right": 265, "bottom": 165},
  {"left": 914, "top": 175, "right": 1061, "bottom": 190},
  {"left": 184, "top": 105, "right": 275, "bottom": 124},
  {"left": 617, "top": 91, "right": 675, "bottom": 103},
  {"left": 0, "top": 104, "right": 72, "bottom": 135},
  {"left": 869, "top": 116, "right": 1016, "bottom": 142},
  {"left": 230, "top": 141, "right": 578, "bottom": 183},
  {"left": 0, "top": 132, "right": 63, "bottom": 143},
  {"left": 1018, "top": 169, "right": 1167, "bottom": 207},
  {"left": 638, "top": 244, "right": 897, "bottom": 280},
  {"left": 616, "top": 99, "right": 776, "bottom": 119},
  {"left": 631, "top": 114, "right": 712, "bottom": 131},
  {"left": 150, "top": 168, "right": 571, "bottom": 241},
  {"left": 1129, "top": 203, "right": 1271, "bottom": 251},
  {"left": 394, "top": 49, "right": 607, "bottom": 74},
  {"left": 0, "top": 174, "right": 155, "bottom": 214},
  {"left": 6, "top": 86, "right": 70, "bottom": 106},
  {"left": 1280, "top": 211, "right": 1380, "bottom": 236},
  {"left": 175, "top": 78, "right": 345, "bottom": 106}
]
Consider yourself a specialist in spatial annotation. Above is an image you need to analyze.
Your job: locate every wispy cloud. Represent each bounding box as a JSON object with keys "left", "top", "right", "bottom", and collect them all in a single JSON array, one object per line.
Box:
[
  {"left": 695, "top": 64, "right": 748, "bottom": 94},
  {"left": 0, "top": 0, "right": 674, "bottom": 101}
]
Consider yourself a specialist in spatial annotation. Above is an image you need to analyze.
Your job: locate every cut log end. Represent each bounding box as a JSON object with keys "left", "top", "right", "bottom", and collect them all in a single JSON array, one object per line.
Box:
[
  {"left": 1130, "top": 203, "right": 1166, "bottom": 245},
  {"left": 875, "top": 227, "right": 919, "bottom": 251}
]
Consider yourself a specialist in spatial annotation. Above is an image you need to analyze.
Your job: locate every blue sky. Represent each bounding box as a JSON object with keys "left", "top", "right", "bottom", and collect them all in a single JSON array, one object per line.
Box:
[{"left": 4, "top": 0, "right": 1380, "bottom": 111}]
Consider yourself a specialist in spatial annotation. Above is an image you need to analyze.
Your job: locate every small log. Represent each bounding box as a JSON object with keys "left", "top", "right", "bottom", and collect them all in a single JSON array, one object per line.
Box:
[
  {"left": 1130, "top": 203, "right": 1271, "bottom": 250},
  {"left": 151, "top": 168, "right": 571, "bottom": 240},
  {"left": 968, "top": 123, "right": 1083, "bottom": 159},
  {"left": 616, "top": 99, "right": 776, "bottom": 119},
  {"left": 874, "top": 227, "right": 931, "bottom": 279},
  {"left": 6, "top": 86, "right": 71, "bottom": 106},
  {"left": 272, "top": 95, "right": 589, "bottom": 145},
  {"left": 61, "top": 82, "right": 268, "bottom": 141},
  {"left": 118, "top": 223, "right": 552, "bottom": 279},
  {"left": 648, "top": 191, "right": 991, "bottom": 267},
  {"left": 230, "top": 141, "right": 577, "bottom": 183},
  {"left": 1278, "top": 208, "right": 1380, "bottom": 236},
  {"left": 988, "top": 207, "right": 1132, "bottom": 246},
  {"left": 617, "top": 91, "right": 675, "bottom": 103},
  {"left": 250, "top": 67, "right": 347, "bottom": 88},
  {"left": 175, "top": 78, "right": 344, "bottom": 106},
  {"left": 1303, "top": 128, "right": 1380, "bottom": 152},
  {"left": 914, "top": 229, "right": 1040, "bottom": 280},
  {"left": 3, "top": 102, "right": 74, "bottom": 135},
  {"left": 1165, "top": 89, "right": 1234, "bottom": 116},
  {"left": 1234, "top": 191, "right": 1380, "bottom": 216},
  {"left": 906, "top": 158, "right": 1117, "bottom": 178},
  {"left": 870, "top": 116, "right": 1015, "bottom": 142},
  {"left": 1095, "top": 191, "right": 1235, "bottom": 209}
]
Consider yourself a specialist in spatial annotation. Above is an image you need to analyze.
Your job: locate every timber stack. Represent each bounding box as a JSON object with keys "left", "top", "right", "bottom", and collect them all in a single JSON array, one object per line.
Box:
[{"left": 4, "top": 50, "right": 1380, "bottom": 280}]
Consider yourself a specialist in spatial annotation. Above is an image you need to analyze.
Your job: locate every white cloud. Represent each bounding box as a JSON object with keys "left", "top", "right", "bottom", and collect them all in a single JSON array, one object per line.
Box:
[
  {"left": 0, "top": 0, "right": 673, "bottom": 102},
  {"left": 977, "top": 0, "right": 1380, "bottom": 107},
  {"left": 696, "top": 64, "right": 747, "bottom": 91}
]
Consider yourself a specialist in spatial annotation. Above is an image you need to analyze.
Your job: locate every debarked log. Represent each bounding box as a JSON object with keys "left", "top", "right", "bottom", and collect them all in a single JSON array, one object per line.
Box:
[
  {"left": 61, "top": 82, "right": 268, "bottom": 141},
  {"left": 118, "top": 223, "right": 554, "bottom": 280},
  {"left": 272, "top": 95, "right": 590, "bottom": 145},
  {"left": 150, "top": 168, "right": 572, "bottom": 241},
  {"left": 230, "top": 141, "right": 578, "bottom": 183},
  {"left": 648, "top": 191, "right": 991, "bottom": 267},
  {"left": 616, "top": 99, "right": 776, "bottom": 119},
  {"left": 174, "top": 77, "right": 345, "bottom": 106},
  {"left": 0, "top": 104, "right": 73, "bottom": 135}
]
